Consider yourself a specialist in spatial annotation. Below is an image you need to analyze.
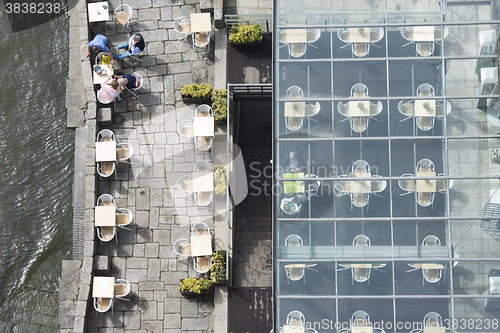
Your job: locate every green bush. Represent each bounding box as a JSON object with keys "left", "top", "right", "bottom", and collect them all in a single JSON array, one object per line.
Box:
[
  {"left": 210, "top": 250, "right": 227, "bottom": 283},
  {"left": 181, "top": 83, "right": 213, "bottom": 99},
  {"left": 179, "top": 277, "right": 212, "bottom": 294},
  {"left": 214, "top": 165, "right": 227, "bottom": 197},
  {"left": 211, "top": 89, "right": 228, "bottom": 121},
  {"left": 229, "top": 24, "right": 263, "bottom": 45}
]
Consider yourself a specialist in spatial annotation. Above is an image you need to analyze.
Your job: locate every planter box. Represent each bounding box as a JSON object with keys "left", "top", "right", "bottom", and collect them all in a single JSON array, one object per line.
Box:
[
  {"left": 179, "top": 279, "right": 214, "bottom": 297},
  {"left": 213, "top": 280, "right": 227, "bottom": 286},
  {"left": 181, "top": 95, "right": 212, "bottom": 104},
  {"left": 229, "top": 40, "right": 262, "bottom": 47}
]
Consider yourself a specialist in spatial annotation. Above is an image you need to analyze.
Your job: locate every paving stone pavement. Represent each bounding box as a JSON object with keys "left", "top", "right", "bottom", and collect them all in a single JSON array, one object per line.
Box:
[{"left": 86, "top": 0, "right": 218, "bottom": 332}]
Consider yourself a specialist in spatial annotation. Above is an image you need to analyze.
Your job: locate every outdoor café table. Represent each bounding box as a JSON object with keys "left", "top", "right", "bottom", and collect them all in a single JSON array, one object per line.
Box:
[
  {"left": 190, "top": 13, "right": 211, "bottom": 33},
  {"left": 283, "top": 173, "right": 305, "bottom": 194},
  {"left": 94, "top": 205, "right": 116, "bottom": 227},
  {"left": 191, "top": 171, "right": 214, "bottom": 192},
  {"left": 347, "top": 172, "right": 372, "bottom": 193},
  {"left": 424, "top": 327, "right": 445, "bottom": 333},
  {"left": 284, "top": 29, "right": 307, "bottom": 43},
  {"left": 283, "top": 325, "right": 304, "bottom": 333},
  {"left": 190, "top": 234, "right": 212, "bottom": 256},
  {"left": 348, "top": 100, "right": 370, "bottom": 117},
  {"left": 284, "top": 102, "right": 306, "bottom": 117},
  {"left": 92, "top": 276, "right": 115, "bottom": 298},
  {"left": 93, "top": 65, "right": 114, "bottom": 85},
  {"left": 349, "top": 28, "right": 370, "bottom": 43},
  {"left": 346, "top": 263, "right": 373, "bottom": 268},
  {"left": 284, "top": 264, "right": 306, "bottom": 269},
  {"left": 413, "top": 26, "right": 435, "bottom": 42},
  {"left": 414, "top": 100, "right": 436, "bottom": 117},
  {"left": 416, "top": 171, "right": 436, "bottom": 192},
  {"left": 351, "top": 327, "right": 373, "bottom": 333},
  {"left": 88, "top": 1, "right": 110, "bottom": 22},
  {"left": 95, "top": 141, "right": 117, "bottom": 162},
  {"left": 193, "top": 116, "right": 215, "bottom": 137},
  {"left": 410, "top": 263, "right": 444, "bottom": 269}
]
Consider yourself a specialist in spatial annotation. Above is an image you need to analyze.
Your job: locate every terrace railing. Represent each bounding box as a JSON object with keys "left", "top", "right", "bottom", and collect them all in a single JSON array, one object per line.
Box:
[{"left": 224, "top": 14, "right": 273, "bottom": 33}]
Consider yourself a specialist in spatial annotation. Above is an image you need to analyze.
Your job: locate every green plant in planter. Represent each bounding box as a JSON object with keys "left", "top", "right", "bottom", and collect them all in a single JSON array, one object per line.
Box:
[
  {"left": 423, "top": 102, "right": 430, "bottom": 110},
  {"left": 229, "top": 24, "right": 263, "bottom": 45},
  {"left": 179, "top": 277, "right": 213, "bottom": 294},
  {"left": 210, "top": 250, "right": 227, "bottom": 283},
  {"left": 211, "top": 89, "right": 228, "bottom": 121},
  {"left": 358, "top": 27, "right": 365, "bottom": 34},
  {"left": 214, "top": 165, "right": 227, "bottom": 197},
  {"left": 357, "top": 102, "right": 365, "bottom": 110},
  {"left": 181, "top": 83, "right": 213, "bottom": 99}
]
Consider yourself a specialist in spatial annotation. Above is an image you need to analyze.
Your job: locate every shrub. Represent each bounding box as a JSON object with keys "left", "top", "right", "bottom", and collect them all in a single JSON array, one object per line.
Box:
[
  {"left": 214, "top": 165, "right": 227, "bottom": 197},
  {"left": 211, "top": 89, "right": 228, "bottom": 121},
  {"left": 179, "top": 277, "right": 212, "bottom": 294},
  {"left": 210, "top": 250, "right": 227, "bottom": 283},
  {"left": 181, "top": 83, "right": 213, "bottom": 99},
  {"left": 229, "top": 24, "right": 263, "bottom": 45}
]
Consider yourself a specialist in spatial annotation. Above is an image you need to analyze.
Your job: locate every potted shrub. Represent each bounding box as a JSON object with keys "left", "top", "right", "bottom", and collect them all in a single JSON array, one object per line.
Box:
[
  {"left": 210, "top": 250, "right": 227, "bottom": 284},
  {"left": 181, "top": 83, "right": 213, "bottom": 104},
  {"left": 229, "top": 24, "right": 263, "bottom": 46},
  {"left": 179, "top": 277, "right": 213, "bottom": 297},
  {"left": 211, "top": 88, "right": 228, "bottom": 122},
  {"left": 214, "top": 165, "right": 227, "bottom": 198}
]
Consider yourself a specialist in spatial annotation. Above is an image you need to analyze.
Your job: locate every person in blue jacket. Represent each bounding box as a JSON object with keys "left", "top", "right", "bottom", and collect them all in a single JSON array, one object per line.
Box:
[{"left": 86, "top": 34, "right": 115, "bottom": 63}]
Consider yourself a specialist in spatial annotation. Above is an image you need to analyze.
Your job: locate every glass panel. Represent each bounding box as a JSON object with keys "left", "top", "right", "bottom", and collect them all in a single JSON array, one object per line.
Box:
[
  {"left": 389, "top": 60, "right": 442, "bottom": 98},
  {"left": 393, "top": 219, "right": 449, "bottom": 247},
  {"left": 450, "top": 220, "right": 500, "bottom": 259},
  {"left": 395, "top": 261, "right": 450, "bottom": 295},
  {"left": 337, "top": 261, "right": 392, "bottom": 295},
  {"left": 449, "top": 179, "right": 493, "bottom": 217},
  {"left": 334, "top": 26, "right": 387, "bottom": 59},
  {"left": 277, "top": 261, "right": 336, "bottom": 296},
  {"left": 448, "top": 138, "right": 500, "bottom": 178},
  {"left": 444, "top": 24, "right": 498, "bottom": 56},
  {"left": 386, "top": 0, "right": 441, "bottom": 23},
  {"left": 276, "top": 140, "right": 334, "bottom": 174},
  {"left": 445, "top": 59, "right": 498, "bottom": 97},
  {"left": 395, "top": 298, "right": 451, "bottom": 333},
  {"left": 333, "top": 61, "right": 387, "bottom": 98},
  {"left": 277, "top": 28, "right": 332, "bottom": 60},
  {"left": 445, "top": 1, "right": 497, "bottom": 23},
  {"left": 453, "top": 260, "right": 500, "bottom": 296},
  {"left": 388, "top": 26, "right": 443, "bottom": 58},
  {"left": 277, "top": 61, "right": 332, "bottom": 99},
  {"left": 338, "top": 299, "right": 394, "bottom": 331},
  {"left": 276, "top": 298, "right": 336, "bottom": 331},
  {"left": 445, "top": 98, "right": 498, "bottom": 136},
  {"left": 453, "top": 298, "right": 500, "bottom": 331}
]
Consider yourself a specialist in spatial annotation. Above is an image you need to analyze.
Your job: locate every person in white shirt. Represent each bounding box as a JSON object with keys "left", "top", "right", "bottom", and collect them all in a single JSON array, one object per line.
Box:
[{"left": 113, "top": 34, "right": 145, "bottom": 59}]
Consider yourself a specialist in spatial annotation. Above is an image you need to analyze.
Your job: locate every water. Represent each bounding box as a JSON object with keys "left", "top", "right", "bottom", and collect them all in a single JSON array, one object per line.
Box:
[{"left": 0, "top": 8, "right": 72, "bottom": 332}]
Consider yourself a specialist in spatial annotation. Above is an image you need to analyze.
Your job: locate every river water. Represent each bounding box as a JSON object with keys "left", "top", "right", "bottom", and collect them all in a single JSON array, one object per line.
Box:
[{"left": 0, "top": 8, "right": 72, "bottom": 332}]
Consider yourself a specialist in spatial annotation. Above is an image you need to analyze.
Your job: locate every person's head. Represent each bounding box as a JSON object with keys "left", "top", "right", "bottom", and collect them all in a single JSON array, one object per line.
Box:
[
  {"left": 91, "top": 45, "right": 100, "bottom": 54},
  {"left": 289, "top": 151, "right": 295, "bottom": 159},
  {"left": 117, "top": 78, "right": 128, "bottom": 89},
  {"left": 133, "top": 35, "right": 142, "bottom": 44},
  {"left": 283, "top": 203, "right": 290, "bottom": 211},
  {"left": 110, "top": 80, "right": 119, "bottom": 89}
]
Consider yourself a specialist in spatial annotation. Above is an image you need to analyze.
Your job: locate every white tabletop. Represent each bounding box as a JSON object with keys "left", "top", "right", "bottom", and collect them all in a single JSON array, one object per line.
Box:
[
  {"left": 95, "top": 141, "right": 117, "bottom": 162},
  {"left": 193, "top": 116, "right": 215, "bottom": 137},
  {"left": 192, "top": 171, "right": 214, "bottom": 192},
  {"left": 190, "top": 13, "right": 211, "bottom": 33},
  {"left": 414, "top": 100, "right": 436, "bottom": 116},
  {"left": 88, "top": 2, "right": 110, "bottom": 22},
  {"left": 423, "top": 327, "right": 445, "bottom": 333},
  {"left": 351, "top": 327, "right": 373, "bottom": 333},
  {"left": 190, "top": 234, "right": 212, "bottom": 256},
  {"left": 416, "top": 171, "right": 436, "bottom": 192},
  {"left": 92, "top": 276, "right": 115, "bottom": 298},
  {"left": 285, "top": 29, "right": 307, "bottom": 43},
  {"left": 94, "top": 205, "right": 116, "bottom": 226},
  {"left": 348, "top": 101, "right": 370, "bottom": 117},
  {"left": 413, "top": 26, "right": 435, "bottom": 42},
  {"left": 346, "top": 263, "right": 373, "bottom": 268},
  {"left": 350, "top": 28, "right": 370, "bottom": 43},
  {"left": 93, "top": 65, "right": 113, "bottom": 85},
  {"left": 284, "top": 102, "right": 306, "bottom": 117},
  {"left": 282, "top": 325, "right": 304, "bottom": 333}
]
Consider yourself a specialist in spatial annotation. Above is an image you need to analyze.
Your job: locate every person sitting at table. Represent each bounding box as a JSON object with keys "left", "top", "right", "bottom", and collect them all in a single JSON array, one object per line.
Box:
[
  {"left": 86, "top": 34, "right": 115, "bottom": 63},
  {"left": 283, "top": 151, "right": 303, "bottom": 173},
  {"left": 113, "top": 74, "right": 140, "bottom": 90},
  {"left": 97, "top": 79, "right": 121, "bottom": 104},
  {"left": 113, "top": 34, "right": 145, "bottom": 59},
  {"left": 280, "top": 196, "right": 306, "bottom": 215}
]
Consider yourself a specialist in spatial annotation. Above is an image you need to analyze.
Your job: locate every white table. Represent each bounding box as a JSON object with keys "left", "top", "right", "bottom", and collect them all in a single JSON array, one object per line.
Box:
[
  {"left": 94, "top": 205, "right": 116, "bottom": 227},
  {"left": 88, "top": 2, "right": 110, "bottom": 22},
  {"left": 93, "top": 65, "right": 113, "bottom": 85},
  {"left": 285, "top": 29, "right": 307, "bottom": 43},
  {"left": 95, "top": 141, "right": 117, "bottom": 162},
  {"left": 416, "top": 171, "right": 436, "bottom": 192},
  {"left": 193, "top": 117, "right": 215, "bottom": 137},
  {"left": 423, "top": 327, "right": 445, "bottom": 333},
  {"left": 346, "top": 263, "right": 373, "bottom": 268},
  {"left": 92, "top": 276, "right": 115, "bottom": 298},
  {"left": 192, "top": 171, "right": 214, "bottom": 192},
  {"left": 351, "top": 327, "right": 373, "bottom": 333},
  {"left": 414, "top": 100, "right": 436, "bottom": 116},
  {"left": 350, "top": 28, "right": 370, "bottom": 43},
  {"left": 282, "top": 325, "right": 304, "bottom": 333},
  {"left": 284, "top": 102, "right": 306, "bottom": 117},
  {"left": 413, "top": 26, "right": 435, "bottom": 42},
  {"left": 190, "top": 13, "right": 211, "bottom": 33},
  {"left": 348, "top": 101, "right": 370, "bottom": 117},
  {"left": 190, "top": 234, "right": 212, "bottom": 256}
]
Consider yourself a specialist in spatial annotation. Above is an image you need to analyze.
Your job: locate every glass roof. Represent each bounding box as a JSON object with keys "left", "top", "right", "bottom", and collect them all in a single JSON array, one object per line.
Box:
[{"left": 272, "top": 0, "right": 500, "bottom": 332}]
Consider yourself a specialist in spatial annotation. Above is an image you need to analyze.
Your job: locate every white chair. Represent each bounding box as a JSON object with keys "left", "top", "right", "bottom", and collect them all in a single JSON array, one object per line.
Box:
[
  {"left": 416, "top": 42, "right": 434, "bottom": 57},
  {"left": 417, "top": 190, "right": 435, "bottom": 207},
  {"left": 177, "top": 175, "right": 193, "bottom": 197},
  {"left": 195, "top": 160, "right": 212, "bottom": 172},
  {"left": 435, "top": 26, "right": 449, "bottom": 42},
  {"left": 371, "top": 175, "right": 386, "bottom": 194},
  {"left": 173, "top": 238, "right": 191, "bottom": 257},
  {"left": 116, "top": 143, "right": 133, "bottom": 163},
  {"left": 351, "top": 83, "right": 368, "bottom": 97},
  {"left": 195, "top": 136, "right": 212, "bottom": 151},
  {"left": 285, "top": 234, "right": 303, "bottom": 247},
  {"left": 173, "top": 16, "right": 192, "bottom": 40},
  {"left": 192, "top": 32, "right": 210, "bottom": 51},
  {"left": 114, "top": 279, "right": 131, "bottom": 300},
  {"left": 337, "top": 28, "right": 350, "bottom": 44},
  {"left": 97, "top": 194, "right": 115, "bottom": 206},
  {"left": 417, "top": 83, "right": 435, "bottom": 97},
  {"left": 93, "top": 297, "right": 113, "bottom": 313},
  {"left": 417, "top": 158, "right": 435, "bottom": 172},
  {"left": 191, "top": 222, "right": 210, "bottom": 236},
  {"left": 437, "top": 173, "right": 454, "bottom": 193},
  {"left": 286, "top": 310, "right": 305, "bottom": 328},
  {"left": 400, "top": 26, "right": 413, "bottom": 42},
  {"left": 279, "top": 30, "right": 287, "bottom": 44},
  {"left": 114, "top": 4, "right": 132, "bottom": 26},
  {"left": 337, "top": 101, "right": 349, "bottom": 119},
  {"left": 288, "top": 43, "right": 306, "bottom": 58},
  {"left": 306, "top": 29, "right": 321, "bottom": 43},
  {"left": 353, "top": 160, "right": 370, "bottom": 173},
  {"left": 424, "top": 312, "right": 443, "bottom": 327},
  {"left": 177, "top": 120, "right": 194, "bottom": 143},
  {"left": 285, "top": 117, "right": 303, "bottom": 131},
  {"left": 369, "top": 101, "right": 383, "bottom": 117},
  {"left": 353, "top": 234, "right": 370, "bottom": 246},
  {"left": 97, "top": 162, "right": 116, "bottom": 178},
  {"left": 436, "top": 101, "right": 451, "bottom": 118},
  {"left": 370, "top": 27, "right": 384, "bottom": 43},
  {"left": 416, "top": 115, "right": 434, "bottom": 131},
  {"left": 422, "top": 235, "right": 441, "bottom": 247},
  {"left": 285, "top": 264, "right": 305, "bottom": 282},
  {"left": 398, "top": 174, "right": 415, "bottom": 196},
  {"left": 398, "top": 100, "right": 414, "bottom": 121},
  {"left": 194, "top": 191, "right": 213, "bottom": 207},
  {"left": 350, "top": 117, "right": 369, "bottom": 133},
  {"left": 97, "top": 129, "right": 115, "bottom": 142},
  {"left": 352, "top": 42, "right": 369, "bottom": 57},
  {"left": 351, "top": 310, "right": 370, "bottom": 327},
  {"left": 334, "top": 175, "right": 349, "bottom": 197},
  {"left": 125, "top": 72, "right": 143, "bottom": 98},
  {"left": 194, "top": 256, "right": 212, "bottom": 273},
  {"left": 286, "top": 86, "right": 304, "bottom": 98},
  {"left": 196, "top": 104, "right": 213, "bottom": 117},
  {"left": 96, "top": 226, "right": 117, "bottom": 242},
  {"left": 116, "top": 208, "right": 133, "bottom": 230},
  {"left": 306, "top": 102, "right": 321, "bottom": 118}
]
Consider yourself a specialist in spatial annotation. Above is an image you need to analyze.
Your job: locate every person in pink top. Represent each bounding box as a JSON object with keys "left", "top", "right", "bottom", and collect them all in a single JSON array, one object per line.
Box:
[{"left": 97, "top": 79, "right": 121, "bottom": 104}]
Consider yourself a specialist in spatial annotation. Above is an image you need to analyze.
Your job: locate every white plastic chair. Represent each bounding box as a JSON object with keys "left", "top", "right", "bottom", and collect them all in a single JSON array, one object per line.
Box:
[
  {"left": 350, "top": 117, "right": 369, "bottom": 133},
  {"left": 436, "top": 101, "right": 451, "bottom": 118},
  {"left": 437, "top": 173, "right": 454, "bottom": 193},
  {"left": 173, "top": 16, "right": 192, "bottom": 40},
  {"left": 416, "top": 42, "right": 434, "bottom": 57},
  {"left": 114, "top": 4, "right": 133, "bottom": 26},
  {"left": 334, "top": 175, "right": 349, "bottom": 197},
  {"left": 173, "top": 238, "right": 191, "bottom": 258},
  {"left": 398, "top": 100, "right": 414, "bottom": 121},
  {"left": 398, "top": 174, "right": 415, "bottom": 196},
  {"left": 417, "top": 158, "right": 435, "bottom": 172},
  {"left": 285, "top": 264, "right": 305, "bottom": 282},
  {"left": 424, "top": 312, "right": 443, "bottom": 327},
  {"left": 194, "top": 256, "right": 212, "bottom": 273},
  {"left": 177, "top": 175, "right": 193, "bottom": 197},
  {"left": 285, "top": 117, "right": 303, "bottom": 131},
  {"left": 353, "top": 160, "right": 370, "bottom": 174},
  {"left": 369, "top": 101, "right": 383, "bottom": 117},
  {"left": 192, "top": 32, "right": 210, "bottom": 52},
  {"left": 195, "top": 136, "right": 212, "bottom": 151},
  {"left": 371, "top": 175, "right": 386, "bottom": 194},
  {"left": 286, "top": 86, "right": 304, "bottom": 98},
  {"left": 352, "top": 42, "right": 369, "bottom": 57},
  {"left": 306, "top": 29, "right": 321, "bottom": 43},
  {"left": 337, "top": 101, "right": 349, "bottom": 119},
  {"left": 306, "top": 102, "right": 321, "bottom": 118},
  {"left": 97, "top": 162, "right": 116, "bottom": 178},
  {"left": 93, "top": 297, "right": 113, "bottom": 313},
  {"left": 196, "top": 104, "right": 213, "bottom": 117},
  {"left": 114, "top": 279, "right": 131, "bottom": 300},
  {"left": 417, "top": 83, "right": 435, "bottom": 97},
  {"left": 353, "top": 234, "right": 370, "bottom": 246},
  {"left": 286, "top": 310, "right": 305, "bottom": 328},
  {"left": 351, "top": 310, "right": 370, "bottom": 327},
  {"left": 400, "top": 26, "right": 413, "bottom": 42},
  {"left": 194, "top": 191, "right": 213, "bottom": 207},
  {"left": 351, "top": 83, "right": 368, "bottom": 97},
  {"left": 116, "top": 143, "right": 133, "bottom": 163},
  {"left": 288, "top": 43, "right": 306, "bottom": 58},
  {"left": 97, "top": 129, "right": 115, "bottom": 142},
  {"left": 370, "top": 27, "right": 384, "bottom": 43},
  {"left": 177, "top": 120, "right": 194, "bottom": 143},
  {"left": 337, "top": 28, "right": 350, "bottom": 44},
  {"left": 191, "top": 222, "right": 210, "bottom": 236},
  {"left": 97, "top": 194, "right": 115, "bottom": 206},
  {"left": 116, "top": 208, "right": 133, "bottom": 230},
  {"left": 435, "top": 26, "right": 449, "bottom": 42},
  {"left": 416, "top": 115, "right": 434, "bottom": 131},
  {"left": 195, "top": 160, "right": 212, "bottom": 172},
  {"left": 422, "top": 235, "right": 441, "bottom": 247},
  {"left": 96, "top": 226, "right": 117, "bottom": 242},
  {"left": 285, "top": 234, "right": 303, "bottom": 246}
]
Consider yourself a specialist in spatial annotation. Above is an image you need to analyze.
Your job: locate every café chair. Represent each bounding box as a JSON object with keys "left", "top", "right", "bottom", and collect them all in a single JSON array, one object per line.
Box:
[
  {"left": 194, "top": 256, "right": 212, "bottom": 274},
  {"left": 114, "top": 279, "right": 131, "bottom": 300},
  {"left": 400, "top": 26, "right": 413, "bottom": 44},
  {"left": 286, "top": 310, "right": 305, "bottom": 328},
  {"left": 306, "top": 29, "right": 321, "bottom": 44},
  {"left": 334, "top": 175, "right": 349, "bottom": 197},
  {"left": 417, "top": 191, "right": 434, "bottom": 207},
  {"left": 285, "top": 117, "right": 303, "bottom": 131},
  {"left": 353, "top": 160, "right": 370, "bottom": 174},
  {"left": 97, "top": 129, "right": 115, "bottom": 142},
  {"left": 285, "top": 264, "right": 305, "bottom": 282},
  {"left": 97, "top": 226, "right": 117, "bottom": 243},
  {"left": 195, "top": 160, "right": 212, "bottom": 172},
  {"left": 417, "top": 115, "right": 434, "bottom": 131},
  {"left": 351, "top": 310, "right": 370, "bottom": 327},
  {"left": 125, "top": 72, "right": 143, "bottom": 98},
  {"left": 97, "top": 161, "right": 116, "bottom": 178},
  {"left": 436, "top": 173, "right": 454, "bottom": 193},
  {"left": 279, "top": 30, "right": 287, "bottom": 45},
  {"left": 434, "top": 26, "right": 449, "bottom": 42},
  {"left": 93, "top": 297, "right": 113, "bottom": 313},
  {"left": 369, "top": 101, "right": 383, "bottom": 118},
  {"left": 353, "top": 234, "right": 370, "bottom": 246},
  {"left": 286, "top": 86, "right": 304, "bottom": 98},
  {"left": 351, "top": 193, "right": 369, "bottom": 209},
  {"left": 195, "top": 136, "right": 212, "bottom": 151},
  {"left": 177, "top": 120, "right": 194, "bottom": 143},
  {"left": 436, "top": 101, "right": 452, "bottom": 118},
  {"left": 191, "top": 222, "right": 210, "bottom": 236},
  {"left": 417, "top": 83, "right": 435, "bottom": 97},
  {"left": 173, "top": 238, "right": 191, "bottom": 258},
  {"left": 370, "top": 27, "right": 384, "bottom": 44},
  {"left": 285, "top": 234, "right": 303, "bottom": 247},
  {"left": 351, "top": 83, "right": 368, "bottom": 97},
  {"left": 337, "top": 101, "right": 350, "bottom": 120},
  {"left": 424, "top": 312, "right": 443, "bottom": 327},
  {"left": 288, "top": 43, "right": 306, "bottom": 58},
  {"left": 97, "top": 194, "right": 115, "bottom": 206},
  {"left": 423, "top": 235, "right": 441, "bottom": 247},
  {"left": 192, "top": 32, "right": 210, "bottom": 51},
  {"left": 116, "top": 143, "right": 133, "bottom": 163},
  {"left": 352, "top": 42, "right": 369, "bottom": 57},
  {"left": 337, "top": 28, "right": 350, "bottom": 47},
  {"left": 350, "top": 117, "right": 369, "bottom": 133},
  {"left": 194, "top": 191, "right": 213, "bottom": 207},
  {"left": 398, "top": 100, "right": 414, "bottom": 121},
  {"left": 114, "top": 4, "right": 132, "bottom": 26},
  {"left": 173, "top": 16, "right": 192, "bottom": 40},
  {"left": 417, "top": 158, "right": 434, "bottom": 172},
  {"left": 177, "top": 175, "right": 193, "bottom": 197},
  {"left": 398, "top": 174, "right": 415, "bottom": 196},
  {"left": 196, "top": 104, "right": 213, "bottom": 117},
  {"left": 417, "top": 42, "right": 434, "bottom": 57},
  {"left": 116, "top": 208, "right": 133, "bottom": 230},
  {"left": 306, "top": 102, "right": 321, "bottom": 119}
]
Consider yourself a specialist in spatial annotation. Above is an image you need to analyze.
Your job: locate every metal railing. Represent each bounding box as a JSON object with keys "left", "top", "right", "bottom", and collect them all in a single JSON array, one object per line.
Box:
[{"left": 224, "top": 14, "right": 273, "bottom": 33}]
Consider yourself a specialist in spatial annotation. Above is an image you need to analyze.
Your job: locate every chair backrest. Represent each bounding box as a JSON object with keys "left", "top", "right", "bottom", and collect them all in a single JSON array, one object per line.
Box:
[
  {"left": 194, "top": 256, "right": 212, "bottom": 273},
  {"left": 353, "top": 160, "right": 370, "bottom": 173},
  {"left": 370, "top": 101, "right": 383, "bottom": 117},
  {"left": 195, "top": 160, "right": 212, "bottom": 172},
  {"left": 398, "top": 100, "right": 414, "bottom": 117},
  {"left": 337, "top": 28, "right": 349, "bottom": 43},
  {"left": 114, "top": 279, "right": 131, "bottom": 298},
  {"left": 95, "top": 52, "right": 111, "bottom": 66},
  {"left": 286, "top": 310, "right": 305, "bottom": 327},
  {"left": 417, "top": 158, "right": 434, "bottom": 172},
  {"left": 306, "top": 29, "right": 321, "bottom": 43},
  {"left": 352, "top": 42, "right": 369, "bottom": 57},
  {"left": 94, "top": 297, "right": 113, "bottom": 313},
  {"left": 370, "top": 27, "right": 384, "bottom": 43},
  {"left": 416, "top": 116, "right": 434, "bottom": 131},
  {"left": 193, "top": 33, "right": 209, "bottom": 47},
  {"left": 279, "top": 30, "right": 287, "bottom": 43},
  {"left": 132, "top": 72, "right": 143, "bottom": 90},
  {"left": 398, "top": 174, "right": 415, "bottom": 192},
  {"left": 192, "top": 222, "right": 210, "bottom": 236},
  {"left": 285, "top": 117, "right": 303, "bottom": 131},
  {"left": 424, "top": 312, "right": 442, "bottom": 327},
  {"left": 353, "top": 234, "right": 370, "bottom": 246},
  {"left": 307, "top": 102, "right": 321, "bottom": 117},
  {"left": 97, "top": 162, "right": 115, "bottom": 178},
  {"left": 196, "top": 104, "right": 213, "bottom": 117},
  {"left": 177, "top": 120, "right": 194, "bottom": 140},
  {"left": 173, "top": 238, "right": 191, "bottom": 256},
  {"left": 337, "top": 101, "right": 349, "bottom": 118},
  {"left": 116, "top": 208, "right": 133, "bottom": 227},
  {"left": 286, "top": 265, "right": 305, "bottom": 281},
  {"left": 351, "top": 117, "right": 369, "bottom": 133},
  {"left": 400, "top": 26, "right": 413, "bottom": 41},
  {"left": 371, "top": 175, "right": 387, "bottom": 193},
  {"left": 286, "top": 86, "right": 304, "bottom": 98},
  {"left": 351, "top": 83, "right": 368, "bottom": 97},
  {"left": 97, "top": 194, "right": 115, "bottom": 206},
  {"left": 195, "top": 136, "right": 212, "bottom": 151},
  {"left": 114, "top": 4, "right": 132, "bottom": 26},
  {"left": 351, "top": 193, "right": 369, "bottom": 208},
  {"left": 352, "top": 310, "right": 370, "bottom": 326},
  {"left": 97, "top": 129, "right": 115, "bottom": 142},
  {"left": 97, "top": 226, "right": 116, "bottom": 242},
  {"left": 288, "top": 43, "right": 307, "bottom": 58},
  {"left": 174, "top": 17, "right": 191, "bottom": 35},
  {"left": 417, "top": 83, "right": 435, "bottom": 97},
  {"left": 177, "top": 175, "right": 193, "bottom": 193},
  {"left": 195, "top": 191, "right": 213, "bottom": 206},
  {"left": 422, "top": 235, "right": 441, "bottom": 247},
  {"left": 416, "top": 42, "right": 434, "bottom": 57},
  {"left": 417, "top": 191, "right": 434, "bottom": 206},
  {"left": 116, "top": 143, "right": 133, "bottom": 162},
  {"left": 285, "top": 234, "right": 303, "bottom": 246}
]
